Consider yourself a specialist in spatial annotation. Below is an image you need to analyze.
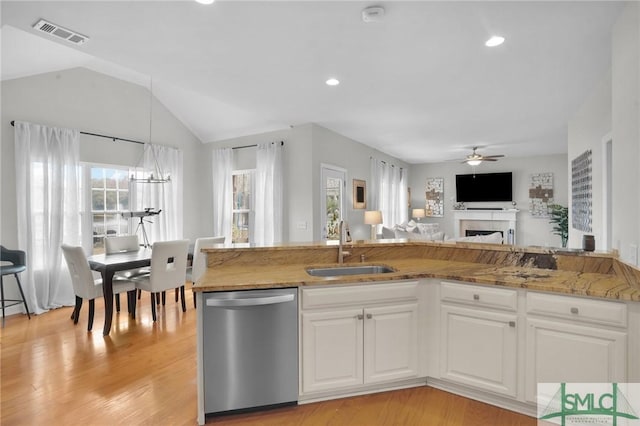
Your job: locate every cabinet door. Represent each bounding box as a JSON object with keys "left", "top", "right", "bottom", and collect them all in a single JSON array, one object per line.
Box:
[
  {"left": 364, "top": 303, "right": 419, "bottom": 384},
  {"left": 440, "top": 305, "right": 518, "bottom": 397},
  {"left": 301, "top": 308, "right": 364, "bottom": 393},
  {"left": 525, "top": 317, "right": 627, "bottom": 402}
]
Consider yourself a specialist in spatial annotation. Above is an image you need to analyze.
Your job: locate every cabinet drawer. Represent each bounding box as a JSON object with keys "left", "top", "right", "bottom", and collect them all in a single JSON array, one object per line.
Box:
[
  {"left": 440, "top": 281, "right": 517, "bottom": 311},
  {"left": 301, "top": 281, "right": 418, "bottom": 310},
  {"left": 526, "top": 292, "right": 627, "bottom": 327}
]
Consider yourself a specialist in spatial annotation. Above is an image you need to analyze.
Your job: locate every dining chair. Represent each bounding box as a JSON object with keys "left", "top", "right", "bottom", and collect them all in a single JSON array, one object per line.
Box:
[
  {"left": 132, "top": 239, "right": 189, "bottom": 322},
  {"left": 0, "top": 245, "right": 31, "bottom": 327},
  {"left": 185, "top": 236, "right": 225, "bottom": 308},
  {"left": 61, "top": 244, "right": 136, "bottom": 331},
  {"left": 105, "top": 234, "right": 150, "bottom": 304}
]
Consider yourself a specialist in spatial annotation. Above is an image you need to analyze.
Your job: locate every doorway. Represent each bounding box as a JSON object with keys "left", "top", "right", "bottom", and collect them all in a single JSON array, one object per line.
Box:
[{"left": 320, "top": 164, "right": 346, "bottom": 240}]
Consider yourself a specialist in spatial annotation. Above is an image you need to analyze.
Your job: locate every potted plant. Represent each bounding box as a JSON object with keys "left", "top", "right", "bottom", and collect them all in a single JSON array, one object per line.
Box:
[{"left": 548, "top": 204, "right": 568, "bottom": 248}]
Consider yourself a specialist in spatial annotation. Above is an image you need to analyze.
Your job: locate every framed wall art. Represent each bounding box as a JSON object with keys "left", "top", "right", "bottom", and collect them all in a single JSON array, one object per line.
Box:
[
  {"left": 529, "top": 173, "right": 554, "bottom": 217},
  {"left": 353, "top": 179, "right": 366, "bottom": 209},
  {"left": 571, "top": 150, "right": 592, "bottom": 232},
  {"left": 425, "top": 177, "right": 444, "bottom": 217}
]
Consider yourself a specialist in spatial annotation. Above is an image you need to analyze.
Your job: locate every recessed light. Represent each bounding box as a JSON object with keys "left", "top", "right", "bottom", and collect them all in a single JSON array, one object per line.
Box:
[
  {"left": 326, "top": 78, "right": 340, "bottom": 86},
  {"left": 485, "top": 36, "right": 505, "bottom": 47},
  {"left": 195, "top": 0, "right": 215, "bottom": 4}
]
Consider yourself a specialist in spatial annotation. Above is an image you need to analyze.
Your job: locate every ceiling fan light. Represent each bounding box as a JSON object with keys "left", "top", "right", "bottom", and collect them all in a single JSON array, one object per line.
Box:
[
  {"left": 195, "top": 0, "right": 215, "bottom": 4},
  {"left": 467, "top": 159, "right": 482, "bottom": 166}
]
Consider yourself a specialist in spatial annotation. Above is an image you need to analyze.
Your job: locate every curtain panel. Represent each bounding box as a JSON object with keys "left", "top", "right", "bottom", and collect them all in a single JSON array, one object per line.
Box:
[
  {"left": 253, "top": 142, "right": 283, "bottom": 245},
  {"left": 14, "top": 121, "right": 80, "bottom": 314},
  {"left": 133, "top": 143, "right": 184, "bottom": 243},
  {"left": 370, "top": 157, "right": 408, "bottom": 228},
  {"left": 212, "top": 148, "right": 233, "bottom": 243}
]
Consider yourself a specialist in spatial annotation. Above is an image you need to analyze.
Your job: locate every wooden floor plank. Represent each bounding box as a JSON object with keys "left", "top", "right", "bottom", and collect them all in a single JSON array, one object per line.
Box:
[{"left": 1, "top": 300, "right": 536, "bottom": 425}]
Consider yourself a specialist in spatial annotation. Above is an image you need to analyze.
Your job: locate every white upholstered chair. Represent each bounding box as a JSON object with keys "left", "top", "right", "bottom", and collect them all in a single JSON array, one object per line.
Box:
[
  {"left": 61, "top": 244, "right": 136, "bottom": 331},
  {"left": 185, "top": 236, "right": 225, "bottom": 308},
  {"left": 105, "top": 235, "right": 139, "bottom": 254},
  {"left": 104, "top": 234, "right": 150, "bottom": 307},
  {"left": 132, "top": 240, "right": 189, "bottom": 322}
]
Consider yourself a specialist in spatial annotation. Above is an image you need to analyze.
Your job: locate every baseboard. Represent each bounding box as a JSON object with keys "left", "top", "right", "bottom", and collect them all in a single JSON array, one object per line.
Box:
[
  {"left": 426, "top": 377, "right": 538, "bottom": 418},
  {"left": 298, "top": 378, "right": 427, "bottom": 404},
  {"left": 1, "top": 304, "right": 27, "bottom": 318}
]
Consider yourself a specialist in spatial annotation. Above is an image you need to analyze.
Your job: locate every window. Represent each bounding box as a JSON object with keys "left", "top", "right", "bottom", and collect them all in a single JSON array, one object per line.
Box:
[
  {"left": 232, "top": 170, "right": 254, "bottom": 243},
  {"left": 88, "top": 164, "right": 131, "bottom": 253}
]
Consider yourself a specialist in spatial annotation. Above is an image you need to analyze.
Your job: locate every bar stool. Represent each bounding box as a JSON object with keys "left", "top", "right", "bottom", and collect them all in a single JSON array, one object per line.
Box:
[{"left": 0, "top": 245, "right": 31, "bottom": 327}]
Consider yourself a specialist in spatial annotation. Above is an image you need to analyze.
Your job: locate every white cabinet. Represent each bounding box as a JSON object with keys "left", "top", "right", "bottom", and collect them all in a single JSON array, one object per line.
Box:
[
  {"left": 439, "top": 281, "right": 518, "bottom": 397},
  {"left": 525, "top": 292, "right": 628, "bottom": 402},
  {"left": 301, "top": 308, "right": 363, "bottom": 392},
  {"left": 300, "top": 282, "right": 420, "bottom": 395},
  {"left": 364, "top": 303, "right": 419, "bottom": 384}
]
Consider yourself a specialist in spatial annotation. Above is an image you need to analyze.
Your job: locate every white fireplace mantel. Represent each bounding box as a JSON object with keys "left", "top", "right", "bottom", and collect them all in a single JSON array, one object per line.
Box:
[{"left": 453, "top": 209, "right": 519, "bottom": 244}]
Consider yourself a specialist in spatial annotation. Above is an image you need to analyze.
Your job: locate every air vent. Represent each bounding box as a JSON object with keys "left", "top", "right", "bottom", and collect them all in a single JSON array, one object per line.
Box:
[{"left": 32, "top": 19, "right": 89, "bottom": 45}]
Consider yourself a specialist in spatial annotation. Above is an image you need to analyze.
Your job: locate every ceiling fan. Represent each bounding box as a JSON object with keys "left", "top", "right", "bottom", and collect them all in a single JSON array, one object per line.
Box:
[{"left": 460, "top": 147, "right": 504, "bottom": 166}]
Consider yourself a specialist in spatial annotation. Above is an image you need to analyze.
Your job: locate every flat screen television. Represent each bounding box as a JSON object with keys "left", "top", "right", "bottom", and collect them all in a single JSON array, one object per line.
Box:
[{"left": 455, "top": 172, "right": 513, "bottom": 202}]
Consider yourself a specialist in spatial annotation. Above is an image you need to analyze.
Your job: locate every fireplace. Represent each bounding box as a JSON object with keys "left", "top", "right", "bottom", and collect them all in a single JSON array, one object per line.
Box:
[
  {"left": 466, "top": 230, "right": 504, "bottom": 237},
  {"left": 453, "top": 209, "right": 519, "bottom": 245}
]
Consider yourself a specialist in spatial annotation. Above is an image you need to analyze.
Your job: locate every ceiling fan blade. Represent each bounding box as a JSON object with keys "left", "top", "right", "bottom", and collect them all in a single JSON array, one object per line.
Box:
[
  {"left": 482, "top": 158, "right": 498, "bottom": 161},
  {"left": 482, "top": 155, "right": 505, "bottom": 159}
]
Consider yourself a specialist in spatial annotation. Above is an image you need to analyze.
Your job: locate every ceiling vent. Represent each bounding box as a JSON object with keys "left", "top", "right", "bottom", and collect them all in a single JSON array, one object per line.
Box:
[{"left": 32, "top": 19, "right": 89, "bottom": 45}]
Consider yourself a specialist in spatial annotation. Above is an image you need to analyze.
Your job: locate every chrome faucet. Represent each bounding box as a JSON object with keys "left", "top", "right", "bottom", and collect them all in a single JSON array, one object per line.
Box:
[{"left": 338, "top": 221, "right": 351, "bottom": 264}]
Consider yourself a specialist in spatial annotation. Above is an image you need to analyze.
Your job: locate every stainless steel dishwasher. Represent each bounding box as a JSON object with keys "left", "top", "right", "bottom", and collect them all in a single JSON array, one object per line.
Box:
[{"left": 201, "top": 287, "right": 298, "bottom": 416}]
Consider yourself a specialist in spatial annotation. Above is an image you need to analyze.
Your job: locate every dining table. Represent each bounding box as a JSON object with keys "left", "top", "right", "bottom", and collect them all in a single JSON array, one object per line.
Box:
[{"left": 88, "top": 248, "right": 153, "bottom": 335}]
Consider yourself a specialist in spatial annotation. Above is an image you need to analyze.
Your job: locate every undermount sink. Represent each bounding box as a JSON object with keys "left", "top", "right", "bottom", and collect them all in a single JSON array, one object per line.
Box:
[{"left": 306, "top": 265, "right": 396, "bottom": 277}]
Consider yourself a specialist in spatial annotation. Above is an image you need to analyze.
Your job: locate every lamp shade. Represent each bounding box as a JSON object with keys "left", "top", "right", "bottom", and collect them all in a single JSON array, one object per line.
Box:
[
  {"left": 364, "top": 210, "right": 383, "bottom": 225},
  {"left": 412, "top": 208, "right": 426, "bottom": 219}
]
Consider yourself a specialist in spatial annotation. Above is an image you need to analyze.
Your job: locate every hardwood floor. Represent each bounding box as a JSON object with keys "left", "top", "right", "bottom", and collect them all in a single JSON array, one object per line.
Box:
[{"left": 1, "top": 299, "right": 536, "bottom": 425}]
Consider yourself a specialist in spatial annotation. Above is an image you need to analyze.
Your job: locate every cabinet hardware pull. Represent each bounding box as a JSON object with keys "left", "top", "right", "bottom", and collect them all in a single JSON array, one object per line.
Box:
[
  {"left": 570, "top": 307, "right": 579, "bottom": 314},
  {"left": 473, "top": 294, "right": 480, "bottom": 301},
  {"left": 509, "top": 321, "right": 516, "bottom": 327},
  {"left": 366, "top": 313, "right": 372, "bottom": 319},
  {"left": 357, "top": 314, "right": 364, "bottom": 320}
]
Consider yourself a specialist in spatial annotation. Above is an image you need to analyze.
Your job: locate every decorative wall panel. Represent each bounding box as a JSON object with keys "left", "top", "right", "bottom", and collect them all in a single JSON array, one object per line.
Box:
[
  {"left": 425, "top": 177, "right": 444, "bottom": 217},
  {"left": 529, "top": 173, "right": 554, "bottom": 217},
  {"left": 571, "top": 150, "right": 592, "bottom": 232}
]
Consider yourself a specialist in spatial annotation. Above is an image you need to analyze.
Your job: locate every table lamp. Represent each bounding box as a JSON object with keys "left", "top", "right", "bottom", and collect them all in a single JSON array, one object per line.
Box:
[
  {"left": 412, "top": 208, "right": 426, "bottom": 222},
  {"left": 364, "top": 210, "right": 383, "bottom": 240}
]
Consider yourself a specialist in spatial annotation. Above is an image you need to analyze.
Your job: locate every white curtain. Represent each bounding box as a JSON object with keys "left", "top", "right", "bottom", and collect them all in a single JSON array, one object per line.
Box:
[
  {"left": 14, "top": 121, "right": 80, "bottom": 314},
  {"left": 212, "top": 147, "right": 233, "bottom": 243},
  {"left": 133, "top": 143, "right": 183, "bottom": 243},
  {"left": 253, "top": 142, "right": 283, "bottom": 245},
  {"left": 370, "top": 157, "right": 408, "bottom": 228}
]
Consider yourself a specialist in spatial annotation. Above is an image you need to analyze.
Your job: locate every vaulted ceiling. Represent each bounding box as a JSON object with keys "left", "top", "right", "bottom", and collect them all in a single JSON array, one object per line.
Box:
[{"left": 1, "top": 1, "right": 625, "bottom": 163}]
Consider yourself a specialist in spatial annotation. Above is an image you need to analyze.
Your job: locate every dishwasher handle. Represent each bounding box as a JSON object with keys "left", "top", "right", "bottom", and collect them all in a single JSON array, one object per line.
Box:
[{"left": 205, "top": 293, "right": 294, "bottom": 307}]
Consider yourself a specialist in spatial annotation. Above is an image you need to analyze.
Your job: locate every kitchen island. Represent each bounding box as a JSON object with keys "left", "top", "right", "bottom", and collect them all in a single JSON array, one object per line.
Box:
[{"left": 194, "top": 240, "right": 640, "bottom": 424}]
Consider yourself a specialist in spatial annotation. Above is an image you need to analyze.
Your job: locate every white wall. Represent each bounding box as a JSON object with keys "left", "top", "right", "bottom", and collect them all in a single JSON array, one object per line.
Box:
[
  {"left": 202, "top": 124, "right": 315, "bottom": 242},
  {"left": 567, "top": 70, "right": 612, "bottom": 250},
  {"left": 310, "top": 124, "right": 410, "bottom": 241},
  {"left": 409, "top": 155, "right": 569, "bottom": 247},
  {"left": 203, "top": 123, "right": 409, "bottom": 243},
  {"left": 1, "top": 67, "right": 205, "bottom": 248},
  {"left": 611, "top": 2, "right": 640, "bottom": 266}
]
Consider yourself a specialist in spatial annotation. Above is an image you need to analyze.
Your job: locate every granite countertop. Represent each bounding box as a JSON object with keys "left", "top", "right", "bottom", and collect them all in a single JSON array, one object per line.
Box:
[{"left": 195, "top": 255, "right": 640, "bottom": 302}]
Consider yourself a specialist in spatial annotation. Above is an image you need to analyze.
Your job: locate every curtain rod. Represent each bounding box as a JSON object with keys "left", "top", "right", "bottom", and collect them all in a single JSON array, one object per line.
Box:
[
  {"left": 10, "top": 120, "right": 145, "bottom": 145},
  {"left": 232, "top": 141, "right": 284, "bottom": 150}
]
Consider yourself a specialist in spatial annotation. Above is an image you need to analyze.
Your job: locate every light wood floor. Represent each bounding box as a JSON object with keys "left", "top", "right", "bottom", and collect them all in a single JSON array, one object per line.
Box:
[{"left": 1, "top": 298, "right": 536, "bottom": 425}]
